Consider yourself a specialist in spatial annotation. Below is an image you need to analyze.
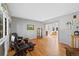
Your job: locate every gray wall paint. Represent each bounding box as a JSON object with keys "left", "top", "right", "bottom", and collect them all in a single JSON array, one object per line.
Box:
[
  {"left": 11, "top": 19, "right": 17, "bottom": 33},
  {"left": 11, "top": 18, "right": 45, "bottom": 39},
  {"left": 45, "top": 11, "right": 79, "bottom": 46}
]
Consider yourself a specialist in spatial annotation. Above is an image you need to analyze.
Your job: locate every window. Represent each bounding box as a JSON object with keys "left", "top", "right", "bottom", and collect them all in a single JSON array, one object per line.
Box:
[
  {"left": 0, "top": 12, "right": 3, "bottom": 39},
  {"left": 5, "top": 18, "right": 7, "bottom": 35}
]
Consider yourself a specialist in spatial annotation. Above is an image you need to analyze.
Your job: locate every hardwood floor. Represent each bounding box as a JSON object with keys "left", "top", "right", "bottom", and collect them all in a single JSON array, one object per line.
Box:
[{"left": 8, "top": 35, "right": 66, "bottom": 56}]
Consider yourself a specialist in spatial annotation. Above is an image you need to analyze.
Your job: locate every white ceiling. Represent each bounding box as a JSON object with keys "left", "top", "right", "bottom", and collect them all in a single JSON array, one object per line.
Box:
[{"left": 7, "top": 3, "right": 79, "bottom": 21}]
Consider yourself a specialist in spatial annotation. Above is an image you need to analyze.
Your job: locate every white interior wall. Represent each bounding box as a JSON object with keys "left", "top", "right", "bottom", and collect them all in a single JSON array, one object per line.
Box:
[
  {"left": 11, "top": 18, "right": 45, "bottom": 39},
  {"left": 45, "top": 11, "right": 79, "bottom": 46}
]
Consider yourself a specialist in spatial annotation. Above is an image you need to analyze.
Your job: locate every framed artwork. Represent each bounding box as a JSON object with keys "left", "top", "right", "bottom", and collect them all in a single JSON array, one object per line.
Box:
[{"left": 27, "top": 24, "right": 34, "bottom": 30}]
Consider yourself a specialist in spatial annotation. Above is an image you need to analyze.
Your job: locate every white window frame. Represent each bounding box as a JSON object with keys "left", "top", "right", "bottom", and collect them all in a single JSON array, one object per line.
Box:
[{"left": 0, "top": 4, "right": 9, "bottom": 44}]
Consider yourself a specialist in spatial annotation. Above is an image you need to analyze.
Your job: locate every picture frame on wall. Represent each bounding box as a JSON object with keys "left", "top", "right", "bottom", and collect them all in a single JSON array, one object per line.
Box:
[{"left": 27, "top": 24, "right": 34, "bottom": 30}]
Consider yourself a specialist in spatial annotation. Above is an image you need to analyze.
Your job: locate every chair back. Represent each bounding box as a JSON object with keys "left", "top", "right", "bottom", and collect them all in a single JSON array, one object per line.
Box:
[{"left": 11, "top": 33, "right": 18, "bottom": 42}]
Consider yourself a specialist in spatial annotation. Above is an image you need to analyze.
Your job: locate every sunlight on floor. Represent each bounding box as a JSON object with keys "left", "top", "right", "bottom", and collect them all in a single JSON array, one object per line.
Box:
[{"left": 46, "top": 31, "right": 59, "bottom": 55}]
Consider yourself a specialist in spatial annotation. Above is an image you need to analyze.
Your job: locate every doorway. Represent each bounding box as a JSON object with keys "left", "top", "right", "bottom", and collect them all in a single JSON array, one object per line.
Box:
[
  {"left": 46, "top": 31, "right": 48, "bottom": 36},
  {"left": 37, "top": 28, "right": 42, "bottom": 39}
]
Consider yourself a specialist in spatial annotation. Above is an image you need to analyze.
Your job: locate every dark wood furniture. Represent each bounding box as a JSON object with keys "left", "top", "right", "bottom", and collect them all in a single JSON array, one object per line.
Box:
[
  {"left": 23, "top": 38, "right": 36, "bottom": 51},
  {"left": 14, "top": 38, "right": 36, "bottom": 56},
  {"left": 14, "top": 43, "right": 29, "bottom": 56},
  {"left": 10, "top": 33, "right": 36, "bottom": 56},
  {"left": 65, "top": 46, "right": 79, "bottom": 56}
]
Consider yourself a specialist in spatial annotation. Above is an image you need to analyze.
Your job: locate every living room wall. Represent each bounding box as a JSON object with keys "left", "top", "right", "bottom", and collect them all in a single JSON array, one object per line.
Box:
[
  {"left": 11, "top": 17, "right": 45, "bottom": 39},
  {"left": 44, "top": 11, "right": 79, "bottom": 46}
]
